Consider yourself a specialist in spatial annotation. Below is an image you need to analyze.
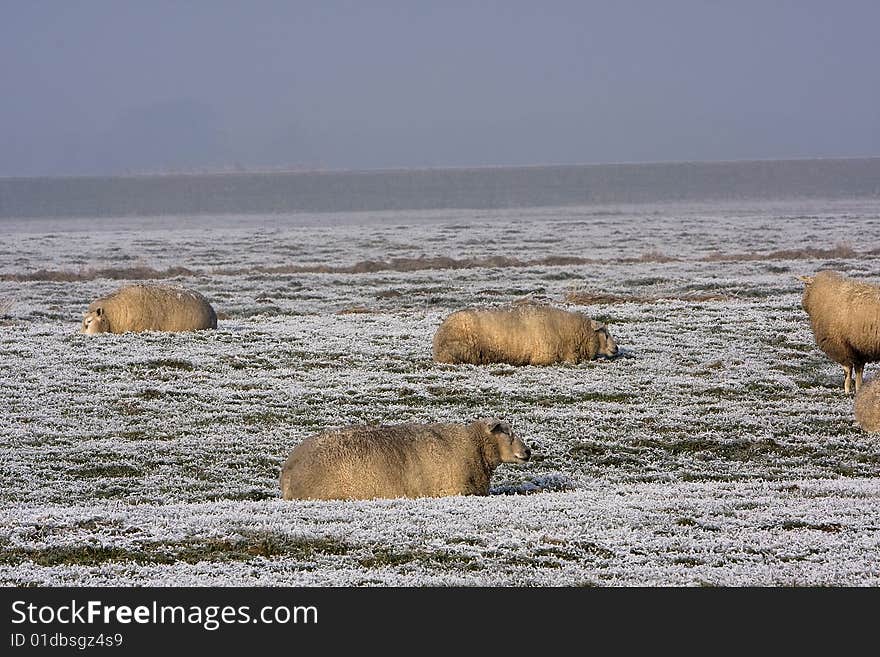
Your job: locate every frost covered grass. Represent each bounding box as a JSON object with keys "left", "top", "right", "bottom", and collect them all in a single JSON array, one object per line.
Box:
[{"left": 1, "top": 199, "right": 880, "bottom": 586}]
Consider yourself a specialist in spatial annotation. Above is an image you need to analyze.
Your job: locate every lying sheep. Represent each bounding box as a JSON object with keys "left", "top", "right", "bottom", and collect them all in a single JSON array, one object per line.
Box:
[
  {"left": 432, "top": 303, "right": 618, "bottom": 365},
  {"left": 81, "top": 283, "right": 217, "bottom": 334},
  {"left": 279, "top": 418, "right": 531, "bottom": 500},
  {"left": 799, "top": 271, "right": 880, "bottom": 393},
  {"left": 854, "top": 377, "right": 880, "bottom": 432}
]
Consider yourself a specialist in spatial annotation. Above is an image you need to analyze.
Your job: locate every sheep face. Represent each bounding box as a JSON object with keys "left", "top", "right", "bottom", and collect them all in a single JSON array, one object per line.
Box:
[
  {"left": 798, "top": 275, "right": 816, "bottom": 311},
  {"left": 482, "top": 418, "right": 531, "bottom": 463},
  {"left": 81, "top": 307, "right": 109, "bottom": 334},
  {"left": 591, "top": 320, "right": 619, "bottom": 358}
]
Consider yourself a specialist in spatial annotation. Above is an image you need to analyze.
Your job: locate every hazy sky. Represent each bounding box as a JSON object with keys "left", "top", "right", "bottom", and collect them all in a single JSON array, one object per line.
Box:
[{"left": 2, "top": 1, "right": 879, "bottom": 176}]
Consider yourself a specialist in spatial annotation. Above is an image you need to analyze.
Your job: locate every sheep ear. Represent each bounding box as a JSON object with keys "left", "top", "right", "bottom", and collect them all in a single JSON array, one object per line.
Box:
[
  {"left": 590, "top": 319, "right": 606, "bottom": 330},
  {"left": 480, "top": 418, "right": 505, "bottom": 433},
  {"left": 797, "top": 275, "right": 814, "bottom": 286}
]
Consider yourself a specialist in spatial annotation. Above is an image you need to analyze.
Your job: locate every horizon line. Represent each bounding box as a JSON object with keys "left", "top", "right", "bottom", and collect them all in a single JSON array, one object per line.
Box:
[{"left": 2, "top": 154, "right": 879, "bottom": 182}]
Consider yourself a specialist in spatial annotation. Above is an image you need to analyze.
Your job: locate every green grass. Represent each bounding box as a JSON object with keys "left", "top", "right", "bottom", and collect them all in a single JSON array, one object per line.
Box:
[
  {"left": 0, "top": 533, "right": 351, "bottom": 567},
  {"left": 139, "top": 358, "right": 195, "bottom": 371},
  {"left": 775, "top": 521, "right": 844, "bottom": 532},
  {"left": 356, "top": 546, "right": 481, "bottom": 570},
  {"left": 71, "top": 465, "right": 142, "bottom": 478}
]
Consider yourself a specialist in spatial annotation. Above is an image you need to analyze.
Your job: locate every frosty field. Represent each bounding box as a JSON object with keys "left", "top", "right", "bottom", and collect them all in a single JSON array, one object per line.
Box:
[{"left": 1, "top": 199, "right": 879, "bottom": 586}]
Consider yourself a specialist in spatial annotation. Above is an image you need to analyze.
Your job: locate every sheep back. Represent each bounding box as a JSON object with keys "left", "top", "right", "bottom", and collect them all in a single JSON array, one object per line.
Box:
[
  {"left": 280, "top": 422, "right": 500, "bottom": 500},
  {"left": 82, "top": 284, "right": 217, "bottom": 334},
  {"left": 432, "top": 304, "right": 613, "bottom": 365},
  {"left": 801, "top": 271, "right": 880, "bottom": 368}
]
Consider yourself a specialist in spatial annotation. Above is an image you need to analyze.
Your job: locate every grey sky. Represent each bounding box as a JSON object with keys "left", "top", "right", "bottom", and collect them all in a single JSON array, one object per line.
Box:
[{"left": 2, "top": 0, "right": 878, "bottom": 176}]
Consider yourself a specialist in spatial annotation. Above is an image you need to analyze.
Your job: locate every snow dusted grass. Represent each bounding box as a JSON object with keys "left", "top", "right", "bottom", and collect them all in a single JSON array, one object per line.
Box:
[
  {"left": 1, "top": 199, "right": 880, "bottom": 586},
  {"left": 2, "top": 480, "right": 877, "bottom": 586}
]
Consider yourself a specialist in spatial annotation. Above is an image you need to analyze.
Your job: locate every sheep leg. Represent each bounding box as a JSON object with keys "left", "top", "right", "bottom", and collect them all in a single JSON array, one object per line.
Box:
[
  {"left": 843, "top": 365, "right": 853, "bottom": 394},
  {"left": 855, "top": 365, "right": 864, "bottom": 392}
]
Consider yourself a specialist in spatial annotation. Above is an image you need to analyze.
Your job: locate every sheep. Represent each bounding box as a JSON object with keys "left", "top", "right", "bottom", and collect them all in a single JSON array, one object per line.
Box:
[
  {"left": 854, "top": 377, "right": 880, "bottom": 432},
  {"left": 432, "top": 303, "right": 618, "bottom": 365},
  {"left": 279, "top": 418, "right": 532, "bottom": 500},
  {"left": 799, "top": 270, "right": 880, "bottom": 393},
  {"left": 80, "top": 283, "right": 217, "bottom": 334}
]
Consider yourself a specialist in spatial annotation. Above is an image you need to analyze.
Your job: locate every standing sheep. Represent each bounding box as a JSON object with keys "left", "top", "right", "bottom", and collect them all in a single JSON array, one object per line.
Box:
[
  {"left": 432, "top": 303, "right": 618, "bottom": 365},
  {"left": 853, "top": 377, "right": 880, "bottom": 432},
  {"left": 799, "top": 271, "right": 880, "bottom": 393},
  {"left": 279, "top": 418, "right": 531, "bottom": 500},
  {"left": 80, "top": 284, "right": 217, "bottom": 334}
]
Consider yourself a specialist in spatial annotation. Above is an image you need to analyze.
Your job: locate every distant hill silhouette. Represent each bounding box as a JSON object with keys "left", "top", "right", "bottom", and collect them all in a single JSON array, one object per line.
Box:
[{"left": 1, "top": 157, "right": 878, "bottom": 218}]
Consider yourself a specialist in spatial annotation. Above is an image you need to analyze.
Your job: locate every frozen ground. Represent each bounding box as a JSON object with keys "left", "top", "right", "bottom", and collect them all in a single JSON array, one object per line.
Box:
[{"left": 1, "top": 199, "right": 879, "bottom": 586}]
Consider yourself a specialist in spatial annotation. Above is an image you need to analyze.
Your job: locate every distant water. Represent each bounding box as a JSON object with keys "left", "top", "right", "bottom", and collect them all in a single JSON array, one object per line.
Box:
[{"left": 1, "top": 157, "right": 878, "bottom": 219}]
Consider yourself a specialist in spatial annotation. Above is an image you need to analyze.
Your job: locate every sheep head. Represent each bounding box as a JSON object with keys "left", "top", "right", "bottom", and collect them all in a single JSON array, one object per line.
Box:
[
  {"left": 81, "top": 307, "right": 110, "bottom": 334},
  {"left": 797, "top": 274, "right": 818, "bottom": 312},
  {"left": 479, "top": 418, "right": 531, "bottom": 463},
  {"left": 591, "top": 320, "right": 619, "bottom": 358}
]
